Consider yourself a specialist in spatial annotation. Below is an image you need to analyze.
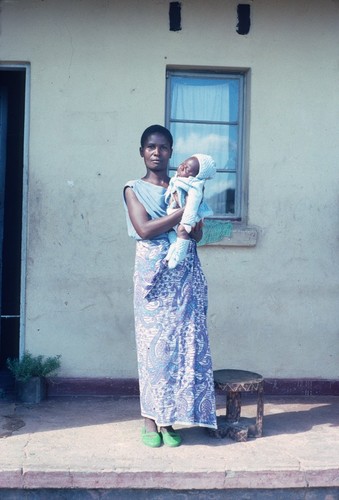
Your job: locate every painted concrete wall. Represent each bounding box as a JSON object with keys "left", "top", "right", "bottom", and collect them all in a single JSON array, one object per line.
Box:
[{"left": 0, "top": 0, "right": 338, "bottom": 379}]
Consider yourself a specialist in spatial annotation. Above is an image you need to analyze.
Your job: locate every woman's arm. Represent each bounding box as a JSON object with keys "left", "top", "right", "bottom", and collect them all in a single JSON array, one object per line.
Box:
[
  {"left": 190, "top": 220, "right": 203, "bottom": 242},
  {"left": 124, "top": 187, "right": 184, "bottom": 240}
]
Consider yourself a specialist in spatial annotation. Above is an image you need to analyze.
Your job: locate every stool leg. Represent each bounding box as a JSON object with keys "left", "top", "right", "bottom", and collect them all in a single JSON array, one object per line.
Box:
[
  {"left": 255, "top": 385, "right": 264, "bottom": 437},
  {"left": 226, "top": 391, "right": 241, "bottom": 423}
]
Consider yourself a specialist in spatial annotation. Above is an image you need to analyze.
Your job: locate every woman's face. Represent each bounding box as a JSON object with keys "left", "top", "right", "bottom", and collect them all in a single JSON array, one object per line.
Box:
[{"left": 140, "top": 133, "right": 172, "bottom": 172}]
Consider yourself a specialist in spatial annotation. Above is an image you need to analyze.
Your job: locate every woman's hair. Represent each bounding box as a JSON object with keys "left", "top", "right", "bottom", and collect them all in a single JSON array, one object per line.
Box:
[{"left": 140, "top": 124, "right": 173, "bottom": 148}]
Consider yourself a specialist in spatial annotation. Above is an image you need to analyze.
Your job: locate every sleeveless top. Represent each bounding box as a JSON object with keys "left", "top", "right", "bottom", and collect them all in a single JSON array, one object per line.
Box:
[{"left": 123, "top": 179, "right": 169, "bottom": 240}]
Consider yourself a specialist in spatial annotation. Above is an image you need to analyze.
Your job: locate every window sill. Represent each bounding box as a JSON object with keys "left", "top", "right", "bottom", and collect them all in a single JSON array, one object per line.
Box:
[{"left": 201, "top": 225, "right": 258, "bottom": 247}]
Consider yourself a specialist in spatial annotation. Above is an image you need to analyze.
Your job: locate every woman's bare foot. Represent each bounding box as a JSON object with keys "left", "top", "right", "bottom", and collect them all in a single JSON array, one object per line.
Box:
[
  {"left": 159, "top": 425, "right": 174, "bottom": 434},
  {"left": 144, "top": 417, "right": 158, "bottom": 433},
  {"left": 141, "top": 417, "right": 162, "bottom": 447}
]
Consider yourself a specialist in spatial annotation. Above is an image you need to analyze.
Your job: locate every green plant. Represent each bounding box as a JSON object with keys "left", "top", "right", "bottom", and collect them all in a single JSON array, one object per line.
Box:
[{"left": 7, "top": 351, "right": 61, "bottom": 382}]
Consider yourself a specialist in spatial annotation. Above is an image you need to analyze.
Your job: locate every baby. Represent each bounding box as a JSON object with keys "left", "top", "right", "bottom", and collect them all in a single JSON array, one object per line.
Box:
[{"left": 165, "top": 153, "right": 216, "bottom": 269}]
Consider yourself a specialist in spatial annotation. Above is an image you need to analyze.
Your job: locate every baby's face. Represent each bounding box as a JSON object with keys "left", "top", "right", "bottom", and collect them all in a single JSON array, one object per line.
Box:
[{"left": 177, "top": 157, "right": 200, "bottom": 178}]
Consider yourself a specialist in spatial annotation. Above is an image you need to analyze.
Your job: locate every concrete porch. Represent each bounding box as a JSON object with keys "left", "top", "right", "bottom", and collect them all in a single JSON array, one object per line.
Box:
[{"left": 0, "top": 394, "right": 338, "bottom": 498}]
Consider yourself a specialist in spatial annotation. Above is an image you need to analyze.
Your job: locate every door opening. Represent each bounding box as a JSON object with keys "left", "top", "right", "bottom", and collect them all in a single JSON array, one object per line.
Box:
[{"left": 0, "top": 68, "right": 26, "bottom": 392}]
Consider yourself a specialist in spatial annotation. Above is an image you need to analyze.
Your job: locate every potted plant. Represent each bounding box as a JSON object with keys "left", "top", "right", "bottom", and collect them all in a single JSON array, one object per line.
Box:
[{"left": 7, "top": 351, "right": 61, "bottom": 403}]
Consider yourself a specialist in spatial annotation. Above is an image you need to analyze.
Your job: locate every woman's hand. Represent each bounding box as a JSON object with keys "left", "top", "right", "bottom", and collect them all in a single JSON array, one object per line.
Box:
[{"left": 190, "top": 220, "right": 203, "bottom": 242}]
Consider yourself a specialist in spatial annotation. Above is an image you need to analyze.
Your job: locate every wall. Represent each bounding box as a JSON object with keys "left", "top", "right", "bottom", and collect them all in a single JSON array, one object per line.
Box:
[{"left": 0, "top": 0, "right": 338, "bottom": 379}]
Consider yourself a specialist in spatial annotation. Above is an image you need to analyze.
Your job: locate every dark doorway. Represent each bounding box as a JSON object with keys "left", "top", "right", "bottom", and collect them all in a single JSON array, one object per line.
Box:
[{"left": 0, "top": 68, "right": 26, "bottom": 392}]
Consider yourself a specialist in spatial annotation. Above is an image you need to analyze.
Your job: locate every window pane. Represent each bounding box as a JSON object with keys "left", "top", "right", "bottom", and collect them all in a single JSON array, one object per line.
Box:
[
  {"left": 169, "top": 122, "right": 238, "bottom": 171},
  {"left": 166, "top": 70, "right": 245, "bottom": 219},
  {"left": 204, "top": 172, "right": 236, "bottom": 216},
  {"left": 170, "top": 76, "right": 239, "bottom": 123}
]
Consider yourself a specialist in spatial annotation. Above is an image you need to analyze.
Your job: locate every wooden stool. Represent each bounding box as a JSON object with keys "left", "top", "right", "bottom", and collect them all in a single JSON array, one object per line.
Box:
[{"left": 210, "top": 369, "right": 264, "bottom": 442}]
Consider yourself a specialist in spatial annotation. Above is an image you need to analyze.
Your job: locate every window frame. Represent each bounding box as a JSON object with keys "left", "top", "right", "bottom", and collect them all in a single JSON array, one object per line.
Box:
[{"left": 165, "top": 68, "right": 249, "bottom": 223}]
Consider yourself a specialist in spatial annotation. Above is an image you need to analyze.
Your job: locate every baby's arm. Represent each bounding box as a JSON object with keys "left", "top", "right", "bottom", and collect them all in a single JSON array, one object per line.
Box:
[{"left": 180, "top": 178, "right": 205, "bottom": 232}]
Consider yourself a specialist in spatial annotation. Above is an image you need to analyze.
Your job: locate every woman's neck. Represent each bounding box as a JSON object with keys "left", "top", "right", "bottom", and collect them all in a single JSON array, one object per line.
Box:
[{"left": 142, "top": 171, "right": 170, "bottom": 187}]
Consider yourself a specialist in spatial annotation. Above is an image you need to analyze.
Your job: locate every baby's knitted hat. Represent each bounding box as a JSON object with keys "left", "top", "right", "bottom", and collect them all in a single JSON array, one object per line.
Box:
[{"left": 192, "top": 154, "right": 217, "bottom": 180}]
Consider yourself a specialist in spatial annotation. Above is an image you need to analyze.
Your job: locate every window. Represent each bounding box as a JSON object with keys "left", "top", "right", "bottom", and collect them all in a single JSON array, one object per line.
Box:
[{"left": 166, "top": 69, "right": 247, "bottom": 221}]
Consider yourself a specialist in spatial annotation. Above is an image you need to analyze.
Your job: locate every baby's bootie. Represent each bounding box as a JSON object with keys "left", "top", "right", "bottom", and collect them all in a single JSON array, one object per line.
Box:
[{"left": 167, "top": 238, "right": 190, "bottom": 269}]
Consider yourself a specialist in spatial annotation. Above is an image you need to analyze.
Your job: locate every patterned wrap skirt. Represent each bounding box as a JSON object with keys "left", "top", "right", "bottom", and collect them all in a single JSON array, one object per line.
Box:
[{"left": 133, "top": 237, "right": 217, "bottom": 429}]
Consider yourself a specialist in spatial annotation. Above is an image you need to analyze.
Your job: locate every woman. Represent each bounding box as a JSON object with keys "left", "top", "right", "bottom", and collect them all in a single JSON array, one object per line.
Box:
[{"left": 123, "top": 125, "right": 217, "bottom": 448}]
